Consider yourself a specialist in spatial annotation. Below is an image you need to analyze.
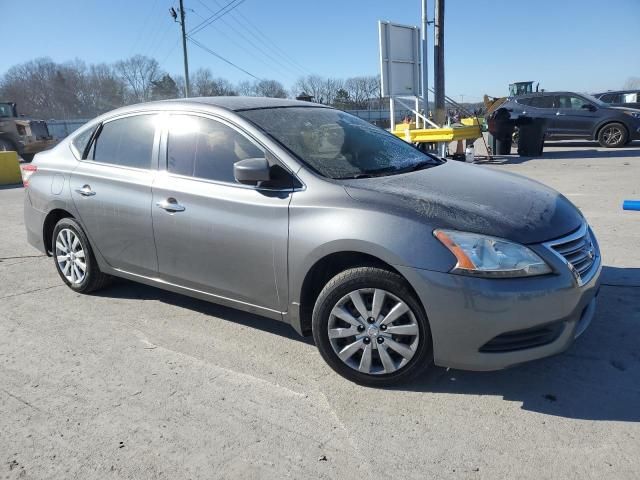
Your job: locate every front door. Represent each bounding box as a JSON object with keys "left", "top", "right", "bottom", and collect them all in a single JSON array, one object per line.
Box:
[
  {"left": 151, "top": 114, "right": 292, "bottom": 315},
  {"left": 552, "top": 94, "right": 599, "bottom": 137},
  {"left": 71, "top": 113, "right": 159, "bottom": 276}
]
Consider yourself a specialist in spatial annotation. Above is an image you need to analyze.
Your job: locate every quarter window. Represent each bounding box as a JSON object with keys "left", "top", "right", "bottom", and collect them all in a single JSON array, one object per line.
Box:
[
  {"left": 529, "top": 96, "right": 554, "bottom": 109},
  {"left": 167, "top": 114, "right": 264, "bottom": 183},
  {"left": 90, "top": 115, "right": 156, "bottom": 169},
  {"left": 71, "top": 126, "right": 96, "bottom": 159}
]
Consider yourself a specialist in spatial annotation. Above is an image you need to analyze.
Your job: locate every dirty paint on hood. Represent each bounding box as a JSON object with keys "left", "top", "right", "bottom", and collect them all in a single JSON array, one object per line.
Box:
[{"left": 342, "top": 160, "right": 583, "bottom": 245}]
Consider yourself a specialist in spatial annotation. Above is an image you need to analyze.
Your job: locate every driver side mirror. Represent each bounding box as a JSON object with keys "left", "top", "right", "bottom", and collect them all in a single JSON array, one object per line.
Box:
[
  {"left": 581, "top": 104, "right": 597, "bottom": 112},
  {"left": 234, "top": 157, "right": 271, "bottom": 185}
]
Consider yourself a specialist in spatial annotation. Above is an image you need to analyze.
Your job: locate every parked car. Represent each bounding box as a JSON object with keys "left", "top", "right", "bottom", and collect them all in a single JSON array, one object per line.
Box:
[
  {"left": 500, "top": 91, "right": 640, "bottom": 147},
  {"left": 593, "top": 90, "right": 640, "bottom": 110},
  {"left": 23, "top": 97, "right": 601, "bottom": 386}
]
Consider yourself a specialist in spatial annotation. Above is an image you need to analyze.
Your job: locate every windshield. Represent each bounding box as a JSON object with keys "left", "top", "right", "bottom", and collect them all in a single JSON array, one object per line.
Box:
[
  {"left": 581, "top": 93, "right": 608, "bottom": 108},
  {"left": 0, "top": 103, "right": 14, "bottom": 118},
  {"left": 239, "top": 107, "right": 440, "bottom": 179}
]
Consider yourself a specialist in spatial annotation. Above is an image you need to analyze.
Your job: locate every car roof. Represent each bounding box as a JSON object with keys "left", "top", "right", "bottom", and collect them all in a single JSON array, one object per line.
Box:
[
  {"left": 593, "top": 89, "right": 640, "bottom": 96},
  {"left": 149, "top": 96, "right": 330, "bottom": 112}
]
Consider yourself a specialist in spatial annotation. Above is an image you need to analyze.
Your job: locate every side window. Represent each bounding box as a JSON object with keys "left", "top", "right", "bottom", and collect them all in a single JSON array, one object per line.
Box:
[
  {"left": 529, "top": 96, "right": 554, "bottom": 109},
  {"left": 91, "top": 115, "right": 156, "bottom": 169},
  {"left": 167, "top": 115, "right": 264, "bottom": 183},
  {"left": 622, "top": 92, "right": 638, "bottom": 104},
  {"left": 556, "top": 95, "right": 590, "bottom": 110},
  {"left": 71, "top": 126, "right": 96, "bottom": 159}
]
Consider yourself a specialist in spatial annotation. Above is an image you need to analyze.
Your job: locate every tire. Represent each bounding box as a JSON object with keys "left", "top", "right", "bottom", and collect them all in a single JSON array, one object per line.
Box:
[
  {"left": 312, "top": 267, "right": 432, "bottom": 386},
  {"left": 0, "top": 138, "right": 15, "bottom": 152},
  {"left": 597, "top": 122, "right": 628, "bottom": 148},
  {"left": 52, "top": 217, "right": 111, "bottom": 293}
]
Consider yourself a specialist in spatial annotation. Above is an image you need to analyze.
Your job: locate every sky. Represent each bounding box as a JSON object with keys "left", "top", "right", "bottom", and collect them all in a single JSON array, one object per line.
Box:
[{"left": 2, "top": 0, "right": 639, "bottom": 102}]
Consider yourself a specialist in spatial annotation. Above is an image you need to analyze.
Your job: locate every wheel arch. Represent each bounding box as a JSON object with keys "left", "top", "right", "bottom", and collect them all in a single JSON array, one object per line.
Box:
[
  {"left": 43, "top": 208, "right": 75, "bottom": 256},
  {"left": 295, "top": 250, "right": 423, "bottom": 337}
]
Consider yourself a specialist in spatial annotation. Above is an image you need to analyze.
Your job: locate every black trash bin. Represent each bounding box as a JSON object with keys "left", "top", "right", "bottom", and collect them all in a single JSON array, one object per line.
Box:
[
  {"left": 487, "top": 108, "right": 515, "bottom": 155},
  {"left": 517, "top": 118, "right": 547, "bottom": 156}
]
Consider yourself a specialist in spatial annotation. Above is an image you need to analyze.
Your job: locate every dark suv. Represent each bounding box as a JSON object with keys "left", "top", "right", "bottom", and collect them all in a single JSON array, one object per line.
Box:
[
  {"left": 593, "top": 90, "right": 640, "bottom": 110},
  {"left": 501, "top": 91, "right": 640, "bottom": 147}
]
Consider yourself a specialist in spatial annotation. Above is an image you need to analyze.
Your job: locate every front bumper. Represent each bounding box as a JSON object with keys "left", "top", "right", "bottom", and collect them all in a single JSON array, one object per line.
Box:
[{"left": 397, "top": 253, "right": 601, "bottom": 371}]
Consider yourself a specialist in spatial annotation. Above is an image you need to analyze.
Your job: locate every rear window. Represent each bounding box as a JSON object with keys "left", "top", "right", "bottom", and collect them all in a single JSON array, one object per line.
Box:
[{"left": 90, "top": 115, "right": 156, "bottom": 169}]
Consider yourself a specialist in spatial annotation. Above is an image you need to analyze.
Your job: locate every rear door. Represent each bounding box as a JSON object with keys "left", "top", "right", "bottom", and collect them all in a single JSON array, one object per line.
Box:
[
  {"left": 71, "top": 113, "right": 159, "bottom": 276},
  {"left": 552, "top": 94, "right": 599, "bottom": 137},
  {"left": 523, "top": 95, "right": 557, "bottom": 134},
  {"left": 151, "top": 113, "right": 293, "bottom": 315}
]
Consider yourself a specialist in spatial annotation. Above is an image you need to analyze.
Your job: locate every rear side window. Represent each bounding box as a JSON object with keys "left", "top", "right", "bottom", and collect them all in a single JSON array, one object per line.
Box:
[
  {"left": 90, "top": 115, "right": 156, "bottom": 169},
  {"left": 167, "top": 114, "right": 264, "bottom": 183},
  {"left": 529, "top": 96, "right": 554, "bottom": 108}
]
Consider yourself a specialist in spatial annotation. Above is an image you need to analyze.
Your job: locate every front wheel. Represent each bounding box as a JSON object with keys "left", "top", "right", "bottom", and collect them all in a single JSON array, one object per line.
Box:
[
  {"left": 598, "top": 123, "right": 628, "bottom": 148},
  {"left": 312, "top": 267, "right": 431, "bottom": 386}
]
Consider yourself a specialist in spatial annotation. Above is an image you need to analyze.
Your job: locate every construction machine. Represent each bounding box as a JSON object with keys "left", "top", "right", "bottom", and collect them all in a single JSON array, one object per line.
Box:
[{"left": 0, "top": 102, "right": 57, "bottom": 161}]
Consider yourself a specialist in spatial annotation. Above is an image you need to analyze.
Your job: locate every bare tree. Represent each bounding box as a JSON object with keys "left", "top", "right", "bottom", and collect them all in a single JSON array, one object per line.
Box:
[
  {"left": 192, "top": 68, "right": 237, "bottom": 97},
  {"left": 114, "top": 55, "right": 162, "bottom": 103},
  {"left": 254, "top": 79, "right": 287, "bottom": 98},
  {"left": 623, "top": 77, "right": 640, "bottom": 89},
  {"left": 293, "top": 75, "right": 327, "bottom": 103},
  {"left": 236, "top": 80, "right": 256, "bottom": 96}
]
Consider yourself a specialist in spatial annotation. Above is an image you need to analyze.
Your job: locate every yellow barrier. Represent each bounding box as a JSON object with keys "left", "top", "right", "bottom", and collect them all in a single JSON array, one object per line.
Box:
[
  {"left": 393, "top": 124, "right": 482, "bottom": 143},
  {"left": 0, "top": 151, "right": 23, "bottom": 185}
]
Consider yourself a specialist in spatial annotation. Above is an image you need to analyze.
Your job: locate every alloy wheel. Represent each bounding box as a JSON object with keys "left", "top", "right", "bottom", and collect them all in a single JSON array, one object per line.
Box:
[
  {"left": 55, "top": 228, "right": 87, "bottom": 284},
  {"left": 602, "top": 126, "right": 623, "bottom": 146},
  {"left": 327, "top": 288, "right": 420, "bottom": 375}
]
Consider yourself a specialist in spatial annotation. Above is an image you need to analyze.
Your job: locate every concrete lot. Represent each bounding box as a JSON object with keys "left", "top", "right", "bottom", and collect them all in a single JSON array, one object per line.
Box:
[{"left": 1, "top": 141, "right": 639, "bottom": 479}]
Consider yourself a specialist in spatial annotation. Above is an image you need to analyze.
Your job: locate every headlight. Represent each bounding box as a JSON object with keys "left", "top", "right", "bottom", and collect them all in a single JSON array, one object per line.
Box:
[
  {"left": 434, "top": 229, "right": 551, "bottom": 278},
  {"left": 623, "top": 110, "right": 640, "bottom": 119}
]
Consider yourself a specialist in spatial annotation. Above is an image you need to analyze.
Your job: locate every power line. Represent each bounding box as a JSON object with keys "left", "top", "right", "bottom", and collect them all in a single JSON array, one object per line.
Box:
[
  {"left": 193, "top": 0, "right": 301, "bottom": 81},
  {"left": 187, "top": 36, "right": 261, "bottom": 80},
  {"left": 188, "top": 0, "right": 246, "bottom": 36},
  {"left": 226, "top": 5, "right": 311, "bottom": 75}
]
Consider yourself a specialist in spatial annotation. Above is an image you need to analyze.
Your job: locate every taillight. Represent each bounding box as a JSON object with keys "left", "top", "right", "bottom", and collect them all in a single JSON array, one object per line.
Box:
[{"left": 22, "top": 164, "right": 37, "bottom": 187}]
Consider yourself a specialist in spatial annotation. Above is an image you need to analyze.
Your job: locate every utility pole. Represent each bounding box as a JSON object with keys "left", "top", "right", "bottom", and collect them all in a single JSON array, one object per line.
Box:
[
  {"left": 421, "top": 0, "right": 429, "bottom": 124},
  {"left": 179, "top": 0, "right": 190, "bottom": 97},
  {"left": 433, "top": 0, "right": 445, "bottom": 126}
]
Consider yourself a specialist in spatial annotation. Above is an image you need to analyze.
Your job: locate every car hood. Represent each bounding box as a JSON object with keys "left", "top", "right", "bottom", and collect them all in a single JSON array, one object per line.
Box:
[
  {"left": 342, "top": 160, "right": 583, "bottom": 245},
  {"left": 611, "top": 106, "right": 640, "bottom": 113}
]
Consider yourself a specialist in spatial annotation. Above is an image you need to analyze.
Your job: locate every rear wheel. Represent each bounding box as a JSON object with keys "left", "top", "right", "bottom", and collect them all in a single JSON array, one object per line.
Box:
[
  {"left": 597, "top": 122, "right": 628, "bottom": 148},
  {"left": 52, "top": 218, "right": 111, "bottom": 293},
  {"left": 312, "top": 267, "right": 431, "bottom": 386}
]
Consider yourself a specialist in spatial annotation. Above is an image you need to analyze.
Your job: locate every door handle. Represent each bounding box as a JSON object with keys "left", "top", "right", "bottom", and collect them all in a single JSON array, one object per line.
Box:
[
  {"left": 156, "top": 198, "right": 186, "bottom": 212},
  {"left": 555, "top": 112, "right": 565, "bottom": 116},
  {"left": 75, "top": 185, "right": 96, "bottom": 196}
]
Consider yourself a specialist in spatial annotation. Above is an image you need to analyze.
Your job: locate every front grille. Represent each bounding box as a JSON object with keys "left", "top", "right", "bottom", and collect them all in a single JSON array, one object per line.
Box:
[
  {"left": 479, "top": 322, "right": 564, "bottom": 353},
  {"left": 545, "top": 224, "right": 599, "bottom": 285}
]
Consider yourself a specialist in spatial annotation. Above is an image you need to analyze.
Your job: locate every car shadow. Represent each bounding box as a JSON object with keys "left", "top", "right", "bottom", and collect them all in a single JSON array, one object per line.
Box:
[
  {"left": 396, "top": 265, "right": 640, "bottom": 421},
  {"left": 477, "top": 141, "right": 640, "bottom": 164},
  {"left": 93, "top": 278, "right": 314, "bottom": 345},
  {"left": 94, "top": 267, "right": 639, "bottom": 421},
  {"left": 0, "top": 183, "right": 23, "bottom": 190}
]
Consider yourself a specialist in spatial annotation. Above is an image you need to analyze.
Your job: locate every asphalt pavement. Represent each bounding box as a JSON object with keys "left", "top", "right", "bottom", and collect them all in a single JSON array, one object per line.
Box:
[{"left": 1, "top": 140, "right": 639, "bottom": 479}]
